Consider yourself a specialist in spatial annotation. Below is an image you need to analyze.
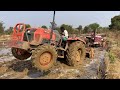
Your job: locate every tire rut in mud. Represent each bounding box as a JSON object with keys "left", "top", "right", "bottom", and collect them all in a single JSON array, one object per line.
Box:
[{"left": 0, "top": 59, "right": 51, "bottom": 79}]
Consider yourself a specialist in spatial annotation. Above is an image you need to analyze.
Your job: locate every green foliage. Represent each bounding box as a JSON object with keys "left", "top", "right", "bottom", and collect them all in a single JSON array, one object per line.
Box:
[
  {"left": 41, "top": 25, "right": 48, "bottom": 29},
  {"left": 55, "top": 24, "right": 76, "bottom": 34},
  {"left": 108, "top": 51, "right": 115, "bottom": 63},
  {"left": 5, "top": 27, "right": 13, "bottom": 35},
  {"left": 100, "top": 27, "right": 109, "bottom": 33},
  {"left": 83, "top": 26, "right": 89, "bottom": 33},
  {"left": 4, "top": 24, "right": 30, "bottom": 35},
  {"left": 21, "top": 24, "right": 31, "bottom": 29},
  {"left": 77, "top": 25, "right": 82, "bottom": 30},
  {"left": 60, "top": 24, "right": 74, "bottom": 34},
  {"left": 76, "top": 25, "right": 82, "bottom": 35},
  {"left": 55, "top": 27, "right": 60, "bottom": 33},
  {"left": 96, "top": 27, "right": 107, "bottom": 33},
  {"left": 25, "top": 24, "right": 31, "bottom": 28},
  {"left": 109, "top": 15, "right": 120, "bottom": 30},
  {"left": 0, "top": 21, "right": 5, "bottom": 35},
  {"left": 88, "top": 23, "right": 99, "bottom": 30},
  {"left": 83, "top": 23, "right": 100, "bottom": 34}
]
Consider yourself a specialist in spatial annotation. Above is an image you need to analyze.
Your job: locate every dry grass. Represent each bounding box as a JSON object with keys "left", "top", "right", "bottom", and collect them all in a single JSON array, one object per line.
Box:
[
  {"left": 105, "top": 31, "right": 120, "bottom": 79},
  {"left": 0, "top": 35, "right": 11, "bottom": 41},
  {"left": 106, "top": 60, "right": 120, "bottom": 79},
  {"left": 0, "top": 66, "right": 8, "bottom": 75},
  {"left": 105, "top": 31, "right": 120, "bottom": 58}
]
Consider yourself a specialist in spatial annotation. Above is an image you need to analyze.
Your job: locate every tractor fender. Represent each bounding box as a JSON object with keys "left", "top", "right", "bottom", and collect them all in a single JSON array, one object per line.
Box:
[
  {"left": 67, "top": 37, "right": 86, "bottom": 45},
  {"left": 76, "top": 38, "right": 86, "bottom": 44}
]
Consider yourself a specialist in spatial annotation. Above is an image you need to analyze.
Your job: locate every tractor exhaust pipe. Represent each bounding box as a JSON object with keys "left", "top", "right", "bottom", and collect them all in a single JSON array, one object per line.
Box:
[{"left": 50, "top": 11, "right": 56, "bottom": 42}]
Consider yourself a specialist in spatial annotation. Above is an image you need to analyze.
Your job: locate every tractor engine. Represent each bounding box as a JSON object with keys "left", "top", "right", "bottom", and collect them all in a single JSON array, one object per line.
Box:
[
  {"left": 23, "top": 28, "right": 56, "bottom": 46},
  {"left": 10, "top": 23, "right": 61, "bottom": 50}
]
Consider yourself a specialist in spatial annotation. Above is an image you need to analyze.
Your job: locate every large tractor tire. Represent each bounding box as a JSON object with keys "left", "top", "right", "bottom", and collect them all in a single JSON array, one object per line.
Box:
[
  {"left": 66, "top": 41, "right": 86, "bottom": 66},
  {"left": 11, "top": 47, "right": 32, "bottom": 60},
  {"left": 32, "top": 44, "right": 57, "bottom": 71}
]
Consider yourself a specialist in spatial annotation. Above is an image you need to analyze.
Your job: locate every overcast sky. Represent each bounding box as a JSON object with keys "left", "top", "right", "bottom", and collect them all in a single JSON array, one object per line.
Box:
[{"left": 0, "top": 11, "right": 120, "bottom": 29}]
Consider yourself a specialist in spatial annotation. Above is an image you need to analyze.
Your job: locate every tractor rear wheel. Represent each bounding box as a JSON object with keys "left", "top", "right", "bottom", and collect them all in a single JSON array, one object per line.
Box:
[
  {"left": 66, "top": 41, "right": 86, "bottom": 66},
  {"left": 11, "top": 47, "right": 32, "bottom": 60},
  {"left": 32, "top": 44, "right": 57, "bottom": 71}
]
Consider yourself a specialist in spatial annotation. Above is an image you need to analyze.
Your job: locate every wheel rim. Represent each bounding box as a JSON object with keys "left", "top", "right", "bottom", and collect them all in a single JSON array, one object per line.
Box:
[
  {"left": 39, "top": 52, "right": 52, "bottom": 66},
  {"left": 75, "top": 49, "right": 81, "bottom": 62}
]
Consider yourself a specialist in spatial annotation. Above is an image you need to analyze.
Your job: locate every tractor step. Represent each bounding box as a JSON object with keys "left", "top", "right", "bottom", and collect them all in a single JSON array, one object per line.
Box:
[
  {"left": 58, "top": 56, "right": 64, "bottom": 58},
  {"left": 56, "top": 47, "right": 65, "bottom": 51}
]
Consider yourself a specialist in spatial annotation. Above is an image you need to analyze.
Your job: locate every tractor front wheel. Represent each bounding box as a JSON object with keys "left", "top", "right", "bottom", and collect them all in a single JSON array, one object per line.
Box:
[
  {"left": 11, "top": 47, "right": 32, "bottom": 60},
  {"left": 32, "top": 44, "right": 57, "bottom": 71}
]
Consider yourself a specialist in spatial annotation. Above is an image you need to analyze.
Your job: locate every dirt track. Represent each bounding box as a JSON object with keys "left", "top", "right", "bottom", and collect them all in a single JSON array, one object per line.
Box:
[{"left": 0, "top": 45, "right": 107, "bottom": 79}]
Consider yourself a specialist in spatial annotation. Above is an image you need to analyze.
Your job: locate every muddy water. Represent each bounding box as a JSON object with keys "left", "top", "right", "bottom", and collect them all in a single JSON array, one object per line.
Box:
[
  {"left": 0, "top": 40, "right": 13, "bottom": 61},
  {"left": 0, "top": 47, "right": 107, "bottom": 79},
  {"left": 24, "top": 48, "right": 107, "bottom": 79},
  {"left": 0, "top": 48, "right": 15, "bottom": 63},
  {"left": 79, "top": 48, "right": 106, "bottom": 79}
]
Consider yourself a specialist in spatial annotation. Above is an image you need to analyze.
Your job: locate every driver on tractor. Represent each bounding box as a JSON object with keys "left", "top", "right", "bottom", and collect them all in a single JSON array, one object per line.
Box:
[
  {"left": 59, "top": 26, "right": 68, "bottom": 48},
  {"left": 60, "top": 27, "right": 68, "bottom": 41}
]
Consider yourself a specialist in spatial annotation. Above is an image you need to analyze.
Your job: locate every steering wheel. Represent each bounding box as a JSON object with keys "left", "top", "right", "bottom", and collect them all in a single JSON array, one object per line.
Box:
[{"left": 13, "top": 23, "right": 26, "bottom": 33}]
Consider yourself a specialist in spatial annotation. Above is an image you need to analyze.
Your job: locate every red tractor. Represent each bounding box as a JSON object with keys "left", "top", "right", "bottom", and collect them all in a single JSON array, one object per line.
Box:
[
  {"left": 85, "top": 30, "right": 106, "bottom": 48},
  {"left": 9, "top": 12, "right": 94, "bottom": 72}
]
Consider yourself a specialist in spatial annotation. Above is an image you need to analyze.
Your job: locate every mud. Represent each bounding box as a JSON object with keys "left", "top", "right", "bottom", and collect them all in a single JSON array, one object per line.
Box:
[
  {"left": 0, "top": 46, "right": 107, "bottom": 79},
  {"left": 0, "top": 39, "right": 107, "bottom": 79},
  {"left": 0, "top": 48, "right": 15, "bottom": 63}
]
